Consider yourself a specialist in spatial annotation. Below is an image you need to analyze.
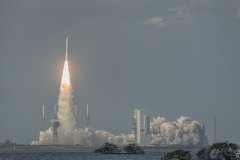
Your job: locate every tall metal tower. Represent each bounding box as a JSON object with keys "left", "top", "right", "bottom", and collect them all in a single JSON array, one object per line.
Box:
[
  {"left": 42, "top": 105, "right": 45, "bottom": 131},
  {"left": 214, "top": 116, "right": 216, "bottom": 143},
  {"left": 86, "top": 104, "right": 90, "bottom": 129},
  {"left": 75, "top": 105, "right": 78, "bottom": 128},
  {"left": 132, "top": 117, "right": 137, "bottom": 145},
  {"left": 53, "top": 105, "right": 60, "bottom": 144},
  {"left": 14, "top": 136, "right": 15, "bottom": 150}
]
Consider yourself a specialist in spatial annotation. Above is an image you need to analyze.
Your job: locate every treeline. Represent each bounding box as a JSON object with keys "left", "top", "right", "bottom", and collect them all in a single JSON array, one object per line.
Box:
[
  {"left": 94, "top": 143, "right": 145, "bottom": 154},
  {"left": 161, "top": 141, "right": 240, "bottom": 160},
  {"left": 0, "top": 140, "right": 15, "bottom": 146},
  {"left": 0, "top": 140, "right": 28, "bottom": 147}
]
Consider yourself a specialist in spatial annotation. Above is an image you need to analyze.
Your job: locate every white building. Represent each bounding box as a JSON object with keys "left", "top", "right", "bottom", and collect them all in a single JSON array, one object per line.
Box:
[{"left": 134, "top": 109, "right": 150, "bottom": 145}]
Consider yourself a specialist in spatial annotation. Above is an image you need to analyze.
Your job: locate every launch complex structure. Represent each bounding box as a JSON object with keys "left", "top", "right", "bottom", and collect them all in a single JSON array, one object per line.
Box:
[
  {"left": 40, "top": 37, "right": 150, "bottom": 146},
  {"left": 41, "top": 97, "right": 90, "bottom": 144},
  {"left": 41, "top": 37, "right": 91, "bottom": 144}
]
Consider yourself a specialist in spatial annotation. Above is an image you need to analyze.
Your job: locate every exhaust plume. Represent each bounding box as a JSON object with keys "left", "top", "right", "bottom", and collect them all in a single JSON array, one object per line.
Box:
[
  {"left": 150, "top": 116, "right": 208, "bottom": 145},
  {"left": 57, "top": 60, "right": 77, "bottom": 135}
]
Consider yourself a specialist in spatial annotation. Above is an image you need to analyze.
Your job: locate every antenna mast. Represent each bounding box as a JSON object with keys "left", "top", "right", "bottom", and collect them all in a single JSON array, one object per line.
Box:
[{"left": 86, "top": 104, "right": 90, "bottom": 129}]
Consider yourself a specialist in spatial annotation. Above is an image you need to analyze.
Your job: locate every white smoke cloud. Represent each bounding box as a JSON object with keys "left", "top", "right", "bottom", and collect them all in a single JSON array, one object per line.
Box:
[
  {"left": 31, "top": 127, "right": 134, "bottom": 145},
  {"left": 150, "top": 116, "right": 208, "bottom": 145},
  {"left": 143, "top": 17, "right": 165, "bottom": 28},
  {"left": 31, "top": 116, "right": 208, "bottom": 146}
]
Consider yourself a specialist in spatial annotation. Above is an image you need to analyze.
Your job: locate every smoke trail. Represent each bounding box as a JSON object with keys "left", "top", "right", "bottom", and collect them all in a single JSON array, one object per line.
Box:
[{"left": 57, "top": 60, "right": 76, "bottom": 136}]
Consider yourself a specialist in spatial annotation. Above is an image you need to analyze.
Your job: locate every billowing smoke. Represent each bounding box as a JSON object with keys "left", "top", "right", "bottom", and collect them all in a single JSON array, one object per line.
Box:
[
  {"left": 31, "top": 127, "right": 134, "bottom": 145},
  {"left": 31, "top": 61, "right": 208, "bottom": 146},
  {"left": 150, "top": 116, "right": 208, "bottom": 145},
  {"left": 31, "top": 116, "right": 208, "bottom": 146}
]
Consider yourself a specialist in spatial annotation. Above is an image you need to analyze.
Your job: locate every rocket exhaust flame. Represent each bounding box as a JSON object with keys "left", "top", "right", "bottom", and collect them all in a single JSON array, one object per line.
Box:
[{"left": 61, "top": 61, "right": 70, "bottom": 85}]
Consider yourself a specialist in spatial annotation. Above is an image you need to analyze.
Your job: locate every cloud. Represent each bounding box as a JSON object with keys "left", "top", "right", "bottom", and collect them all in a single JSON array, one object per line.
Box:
[
  {"left": 167, "top": 0, "right": 208, "bottom": 25},
  {"left": 143, "top": 17, "right": 165, "bottom": 28}
]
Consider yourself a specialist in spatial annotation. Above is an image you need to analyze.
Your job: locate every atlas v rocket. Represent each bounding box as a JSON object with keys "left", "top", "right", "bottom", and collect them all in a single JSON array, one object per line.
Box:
[{"left": 65, "top": 37, "right": 69, "bottom": 61}]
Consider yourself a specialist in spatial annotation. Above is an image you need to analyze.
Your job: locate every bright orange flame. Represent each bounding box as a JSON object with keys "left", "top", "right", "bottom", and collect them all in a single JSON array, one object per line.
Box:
[{"left": 61, "top": 60, "right": 70, "bottom": 84}]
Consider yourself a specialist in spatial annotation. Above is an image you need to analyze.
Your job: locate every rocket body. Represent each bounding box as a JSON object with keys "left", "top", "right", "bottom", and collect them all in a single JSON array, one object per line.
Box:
[{"left": 65, "top": 37, "right": 69, "bottom": 61}]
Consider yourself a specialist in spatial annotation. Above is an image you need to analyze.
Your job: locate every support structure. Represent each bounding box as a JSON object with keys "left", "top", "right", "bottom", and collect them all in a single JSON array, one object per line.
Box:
[
  {"left": 214, "top": 116, "right": 216, "bottom": 143},
  {"left": 132, "top": 117, "right": 137, "bottom": 145},
  {"left": 14, "top": 136, "right": 15, "bottom": 150},
  {"left": 75, "top": 105, "right": 78, "bottom": 128},
  {"left": 42, "top": 105, "right": 45, "bottom": 131},
  {"left": 134, "top": 109, "right": 150, "bottom": 146},
  {"left": 86, "top": 104, "right": 90, "bottom": 129},
  {"left": 53, "top": 105, "right": 60, "bottom": 144}
]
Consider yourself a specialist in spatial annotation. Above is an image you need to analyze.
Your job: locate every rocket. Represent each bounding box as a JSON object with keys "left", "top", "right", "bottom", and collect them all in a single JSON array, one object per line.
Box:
[{"left": 65, "top": 37, "right": 69, "bottom": 61}]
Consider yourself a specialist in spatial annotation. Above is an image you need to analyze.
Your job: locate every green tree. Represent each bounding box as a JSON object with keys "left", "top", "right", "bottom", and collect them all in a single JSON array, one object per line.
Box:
[
  {"left": 210, "top": 141, "right": 238, "bottom": 160},
  {"left": 4, "top": 140, "right": 11, "bottom": 146},
  {"left": 196, "top": 141, "right": 239, "bottom": 160},
  {"left": 123, "top": 144, "right": 145, "bottom": 154},
  {"left": 162, "top": 150, "right": 192, "bottom": 160},
  {"left": 196, "top": 147, "right": 212, "bottom": 160},
  {"left": 94, "top": 143, "right": 121, "bottom": 154}
]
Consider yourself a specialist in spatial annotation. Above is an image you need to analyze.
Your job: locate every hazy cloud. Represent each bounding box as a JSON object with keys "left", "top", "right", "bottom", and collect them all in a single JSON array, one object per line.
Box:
[
  {"left": 143, "top": 17, "right": 165, "bottom": 28},
  {"left": 167, "top": 0, "right": 208, "bottom": 25}
]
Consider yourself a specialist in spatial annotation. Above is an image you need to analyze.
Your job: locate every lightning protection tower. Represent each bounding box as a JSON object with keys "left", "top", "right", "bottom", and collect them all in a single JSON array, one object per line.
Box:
[
  {"left": 53, "top": 105, "right": 60, "bottom": 144},
  {"left": 132, "top": 116, "right": 137, "bottom": 145},
  {"left": 86, "top": 104, "right": 90, "bottom": 129},
  {"left": 42, "top": 105, "right": 45, "bottom": 131},
  {"left": 214, "top": 116, "right": 216, "bottom": 143},
  {"left": 75, "top": 105, "right": 78, "bottom": 128}
]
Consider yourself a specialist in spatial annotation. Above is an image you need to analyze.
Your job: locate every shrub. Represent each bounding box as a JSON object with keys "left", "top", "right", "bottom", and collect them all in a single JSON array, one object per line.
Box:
[
  {"left": 196, "top": 147, "right": 211, "bottom": 160},
  {"left": 94, "top": 143, "right": 121, "bottom": 154},
  {"left": 162, "top": 150, "right": 192, "bottom": 160},
  {"left": 196, "top": 141, "right": 239, "bottom": 160},
  {"left": 123, "top": 144, "right": 145, "bottom": 154}
]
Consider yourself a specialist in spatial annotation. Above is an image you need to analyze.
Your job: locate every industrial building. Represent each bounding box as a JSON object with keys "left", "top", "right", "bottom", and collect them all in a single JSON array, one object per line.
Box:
[{"left": 134, "top": 109, "right": 150, "bottom": 146}]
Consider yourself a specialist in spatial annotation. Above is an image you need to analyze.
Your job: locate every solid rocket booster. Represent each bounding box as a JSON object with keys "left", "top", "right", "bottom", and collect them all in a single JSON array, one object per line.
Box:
[{"left": 65, "top": 37, "right": 69, "bottom": 61}]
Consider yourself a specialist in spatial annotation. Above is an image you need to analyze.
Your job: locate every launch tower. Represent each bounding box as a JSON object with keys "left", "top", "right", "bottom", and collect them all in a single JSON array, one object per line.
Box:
[
  {"left": 42, "top": 105, "right": 45, "bottom": 131},
  {"left": 53, "top": 105, "right": 60, "bottom": 144},
  {"left": 86, "top": 105, "right": 90, "bottom": 129},
  {"left": 134, "top": 109, "right": 150, "bottom": 145}
]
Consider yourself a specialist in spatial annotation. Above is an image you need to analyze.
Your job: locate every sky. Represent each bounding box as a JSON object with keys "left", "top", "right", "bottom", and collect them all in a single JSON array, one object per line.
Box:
[{"left": 1, "top": 0, "right": 240, "bottom": 144}]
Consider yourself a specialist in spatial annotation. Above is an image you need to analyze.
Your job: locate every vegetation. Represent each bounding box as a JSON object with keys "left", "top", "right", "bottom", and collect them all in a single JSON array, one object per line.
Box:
[
  {"left": 0, "top": 140, "right": 15, "bottom": 146},
  {"left": 123, "top": 143, "right": 145, "bottom": 154},
  {"left": 94, "top": 143, "right": 121, "bottom": 154},
  {"left": 196, "top": 141, "right": 239, "bottom": 160},
  {"left": 94, "top": 143, "right": 145, "bottom": 154},
  {"left": 162, "top": 150, "right": 192, "bottom": 160},
  {"left": 196, "top": 147, "right": 211, "bottom": 160}
]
